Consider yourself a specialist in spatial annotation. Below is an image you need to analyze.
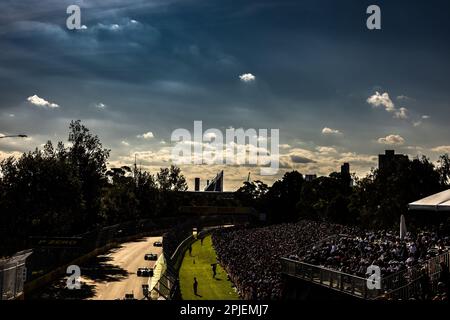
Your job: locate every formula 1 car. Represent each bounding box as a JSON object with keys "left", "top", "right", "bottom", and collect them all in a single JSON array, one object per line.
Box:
[
  {"left": 144, "top": 253, "right": 158, "bottom": 261},
  {"left": 153, "top": 241, "right": 163, "bottom": 247},
  {"left": 137, "top": 267, "right": 153, "bottom": 277}
]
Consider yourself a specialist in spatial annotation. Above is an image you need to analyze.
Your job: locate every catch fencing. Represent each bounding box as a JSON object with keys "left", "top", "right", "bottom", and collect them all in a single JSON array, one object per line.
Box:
[
  {"left": 281, "top": 250, "right": 450, "bottom": 300},
  {"left": 0, "top": 250, "right": 32, "bottom": 300}
]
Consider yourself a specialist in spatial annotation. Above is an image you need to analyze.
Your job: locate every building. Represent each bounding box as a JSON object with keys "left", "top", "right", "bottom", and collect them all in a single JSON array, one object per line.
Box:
[
  {"left": 340, "top": 162, "right": 352, "bottom": 187},
  {"left": 378, "top": 150, "right": 409, "bottom": 170},
  {"left": 194, "top": 177, "right": 200, "bottom": 192},
  {"left": 204, "top": 171, "right": 224, "bottom": 192},
  {"left": 304, "top": 174, "right": 317, "bottom": 182},
  {"left": 341, "top": 163, "right": 350, "bottom": 177}
]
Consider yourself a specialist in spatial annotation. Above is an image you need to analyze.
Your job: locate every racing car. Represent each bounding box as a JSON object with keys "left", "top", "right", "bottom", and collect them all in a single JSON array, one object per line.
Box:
[
  {"left": 144, "top": 253, "right": 158, "bottom": 261},
  {"left": 153, "top": 241, "right": 163, "bottom": 247},
  {"left": 137, "top": 267, "right": 153, "bottom": 277}
]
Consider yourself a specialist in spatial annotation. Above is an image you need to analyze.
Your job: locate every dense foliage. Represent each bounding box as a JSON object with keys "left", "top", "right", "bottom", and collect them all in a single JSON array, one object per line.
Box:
[
  {"left": 2, "top": 120, "right": 450, "bottom": 256},
  {"left": 0, "top": 120, "right": 187, "bottom": 256},
  {"left": 237, "top": 155, "right": 450, "bottom": 228}
]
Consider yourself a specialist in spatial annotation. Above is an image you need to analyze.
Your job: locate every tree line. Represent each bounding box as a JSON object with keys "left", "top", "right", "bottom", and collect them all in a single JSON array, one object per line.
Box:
[
  {"left": 0, "top": 120, "right": 187, "bottom": 256},
  {"left": 236, "top": 153, "right": 450, "bottom": 228},
  {"left": 2, "top": 120, "right": 450, "bottom": 256}
]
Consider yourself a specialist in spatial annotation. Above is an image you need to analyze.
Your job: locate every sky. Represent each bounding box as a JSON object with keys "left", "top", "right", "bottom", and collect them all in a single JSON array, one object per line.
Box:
[{"left": 1, "top": 0, "right": 450, "bottom": 190}]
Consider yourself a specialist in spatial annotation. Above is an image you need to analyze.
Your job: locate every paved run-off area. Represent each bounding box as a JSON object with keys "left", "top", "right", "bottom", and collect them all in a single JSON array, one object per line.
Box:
[{"left": 179, "top": 235, "right": 239, "bottom": 300}]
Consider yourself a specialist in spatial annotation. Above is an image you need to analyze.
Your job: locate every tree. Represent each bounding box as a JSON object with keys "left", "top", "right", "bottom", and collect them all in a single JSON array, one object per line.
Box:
[
  {"left": 67, "top": 120, "right": 110, "bottom": 230},
  {"left": 0, "top": 120, "right": 192, "bottom": 257},
  {"left": 235, "top": 180, "right": 269, "bottom": 209},
  {"left": 102, "top": 166, "right": 138, "bottom": 224},
  {"left": 156, "top": 165, "right": 188, "bottom": 191},
  {"left": 298, "top": 173, "right": 355, "bottom": 224},
  {"left": 0, "top": 144, "right": 83, "bottom": 255},
  {"left": 349, "top": 156, "right": 443, "bottom": 228},
  {"left": 264, "top": 171, "right": 304, "bottom": 223},
  {"left": 133, "top": 166, "right": 159, "bottom": 218},
  {"left": 437, "top": 154, "right": 450, "bottom": 187}
]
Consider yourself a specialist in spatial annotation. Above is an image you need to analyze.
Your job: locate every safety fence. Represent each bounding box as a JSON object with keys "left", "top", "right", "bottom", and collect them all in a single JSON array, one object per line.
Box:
[
  {"left": 382, "top": 250, "right": 450, "bottom": 300},
  {"left": 281, "top": 258, "right": 380, "bottom": 299},
  {"left": 27, "top": 219, "right": 163, "bottom": 282},
  {"left": 0, "top": 250, "right": 32, "bottom": 300},
  {"left": 19, "top": 218, "right": 183, "bottom": 298},
  {"left": 149, "top": 228, "right": 216, "bottom": 300},
  {"left": 4, "top": 215, "right": 247, "bottom": 300},
  {"left": 281, "top": 250, "right": 450, "bottom": 300}
]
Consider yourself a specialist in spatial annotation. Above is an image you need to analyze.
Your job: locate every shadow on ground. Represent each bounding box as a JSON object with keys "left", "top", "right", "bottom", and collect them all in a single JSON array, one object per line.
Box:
[{"left": 29, "top": 246, "right": 129, "bottom": 300}]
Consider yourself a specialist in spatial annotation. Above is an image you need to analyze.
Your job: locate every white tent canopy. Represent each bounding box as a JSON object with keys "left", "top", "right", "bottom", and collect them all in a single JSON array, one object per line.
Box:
[{"left": 408, "top": 189, "right": 450, "bottom": 212}]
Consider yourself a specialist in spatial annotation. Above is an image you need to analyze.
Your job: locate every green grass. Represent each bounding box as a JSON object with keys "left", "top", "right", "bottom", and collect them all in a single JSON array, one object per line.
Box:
[{"left": 179, "top": 235, "right": 240, "bottom": 300}]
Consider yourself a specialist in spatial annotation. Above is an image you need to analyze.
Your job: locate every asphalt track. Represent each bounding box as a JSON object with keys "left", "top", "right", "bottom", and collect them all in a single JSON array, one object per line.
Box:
[{"left": 85, "top": 236, "right": 162, "bottom": 300}]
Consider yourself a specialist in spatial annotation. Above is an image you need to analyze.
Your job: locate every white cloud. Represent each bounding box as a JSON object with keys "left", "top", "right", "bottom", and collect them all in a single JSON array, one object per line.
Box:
[
  {"left": 316, "top": 146, "right": 337, "bottom": 154},
  {"left": 27, "top": 94, "right": 59, "bottom": 109},
  {"left": 137, "top": 131, "right": 154, "bottom": 139},
  {"left": 95, "top": 102, "right": 107, "bottom": 109},
  {"left": 413, "top": 115, "right": 431, "bottom": 127},
  {"left": 239, "top": 73, "right": 256, "bottom": 82},
  {"left": 404, "top": 146, "right": 424, "bottom": 151},
  {"left": 394, "top": 107, "right": 408, "bottom": 119},
  {"left": 367, "top": 92, "right": 411, "bottom": 120},
  {"left": 377, "top": 134, "right": 405, "bottom": 145},
  {"left": 96, "top": 19, "right": 141, "bottom": 32},
  {"left": 431, "top": 146, "right": 450, "bottom": 154},
  {"left": 396, "top": 95, "right": 414, "bottom": 101},
  {"left": 322, "top": 127, "right": 342, "bottom": 135},
  {"left": 367, "top": 92, "right": 395, "bottom": 112},
  {"left": 121, "top": 141, "right": 130, "bottom": 146}
]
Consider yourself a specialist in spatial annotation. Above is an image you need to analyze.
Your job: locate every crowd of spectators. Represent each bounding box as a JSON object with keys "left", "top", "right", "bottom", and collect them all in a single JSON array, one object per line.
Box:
[
  {"left": 298, "top": 229, "right": 450, "bottom": 278},
  {"left": 212, "top": 220, "right": 355, "bottom": 300},
  {"left": 212, "top": 221, "right": 450, "bottom": 300}
]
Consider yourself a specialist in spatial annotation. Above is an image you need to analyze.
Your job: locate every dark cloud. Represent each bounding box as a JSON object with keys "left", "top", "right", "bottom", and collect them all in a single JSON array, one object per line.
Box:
[
  {"left": 290, "top": 155, "right": 316, "bottom": 164},
  {"left": 1, "top": 0, "right": 450, "bottom": 189}
]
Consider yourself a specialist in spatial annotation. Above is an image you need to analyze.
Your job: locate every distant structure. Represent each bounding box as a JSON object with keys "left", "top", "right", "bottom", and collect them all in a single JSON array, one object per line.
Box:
[
  {"left": 341, "top": 163, "right": 350, "bottom": 177},
  {"left": 378, "top": 150, "right": 408, "bottom": 170},
  {"left": 304, "top": 174, "right": 317, "bottom": 182},
  {"left": 205, "top": 171, "right": 224, "bottom": 192},
  {"left": 340, "top": 162, "right": 352, "bottom": 187},
  {"left": 194, "top": 178, "right": 200, "bottom": 192}
]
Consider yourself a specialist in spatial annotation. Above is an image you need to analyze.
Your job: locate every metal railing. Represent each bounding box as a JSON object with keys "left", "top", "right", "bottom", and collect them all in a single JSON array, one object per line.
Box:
[
  {"left": 282, "top": 250, "right": 450, "bottom": 300},
  {"left": 281, "top": 258, "right": 380, "bottom": 299},
  {"left": 150, "top": 228, "right": 218, "bottom": 300},
  {"left": 382, "top": 251, "right": 450, "bottom": 300},
  {"left": 0, "top": 250, "right": 33, "bottom": 300},
  {"left": 149, "top": 254, "right": 178, "bottom": 300}
]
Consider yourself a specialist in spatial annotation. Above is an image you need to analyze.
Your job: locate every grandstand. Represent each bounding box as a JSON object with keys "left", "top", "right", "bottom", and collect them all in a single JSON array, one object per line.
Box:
[
  {"left": 281, "top": 245, "right": 450, "bottom": 300},
  {"left": 211, "top": 220, "right": 450, "bottom": 301},
  {"left": 204, "top": 171, "right": 224, "bottom": 192}
]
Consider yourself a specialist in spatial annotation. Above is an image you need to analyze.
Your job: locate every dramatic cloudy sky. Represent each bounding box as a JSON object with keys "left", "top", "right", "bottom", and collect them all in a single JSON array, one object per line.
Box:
[{"left": 1, "top": 0, "right": 450, "bottom": 190}]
